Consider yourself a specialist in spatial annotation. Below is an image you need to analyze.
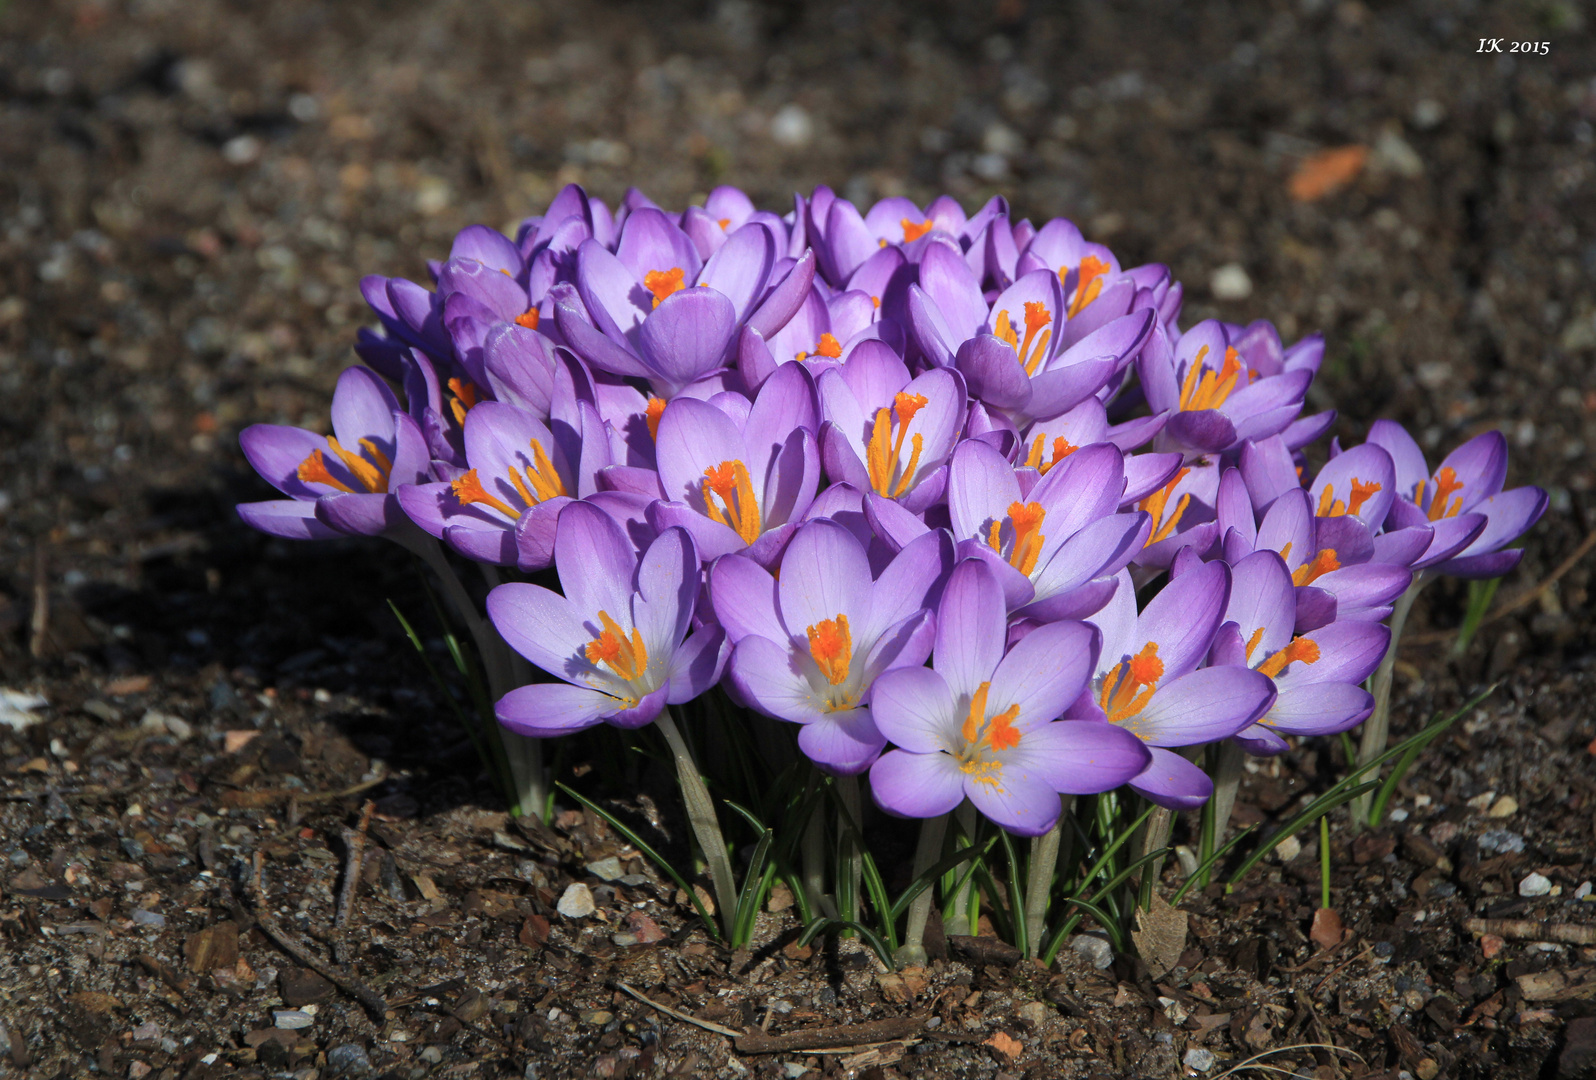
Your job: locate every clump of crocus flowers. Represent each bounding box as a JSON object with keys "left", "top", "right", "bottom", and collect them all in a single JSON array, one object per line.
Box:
[{"left": 240, "top": 184, "right": 1546, "bottom": 960}]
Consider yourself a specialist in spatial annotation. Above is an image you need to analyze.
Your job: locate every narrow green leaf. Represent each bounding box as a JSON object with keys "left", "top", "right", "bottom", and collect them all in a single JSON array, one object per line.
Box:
[
  {"left": 1453, "top": 575, "right": 1503, "bottom": 658},
  {"left": 889, "top": 836, "right": 1000, "bottom": 923}
]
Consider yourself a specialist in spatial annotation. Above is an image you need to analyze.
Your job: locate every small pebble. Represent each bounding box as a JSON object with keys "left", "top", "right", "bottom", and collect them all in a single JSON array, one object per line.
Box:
[
  {"left": 610, "top": 933, "right": 639, "bottom": 947},
  {"left": 1389, "top": 808, "right": 1409, "bottom": 822},
  {"left": 419, "top": 1047, "right": 443, "bottom": 1064},
  {"left": 1477, "top": 830, "right": 1525, "bottom": 856},
  {"left": 130, "top": 909, "right": 165, "bottom": 929},
  {"left": 132, "top": 1021, "right": 161, "bottom": 1041},
  {"left": 325, "top": 1043, "right": 371, "bottom": 1077},
  {"left": 1480, "top": 933, "right": 1506, "bottom": 959},
  {"left": 1016, "top": 1001, "right": 1049, "bottom": 1026},
  {"left": 273, "top": 1010, "right": 313, "bottom": 1030},
  {"left": 557, "top": 883, "right": 596, "bottom": 918},
  {"left": 1519, "top": 872, "right": 1552, "bottom": 898},
  {"left": 1184, "top": 1047, "right": 1217, "bottom": 1072},
  {"left": 1274, "top": 835, "right": 1302, "bottom": 861},
  {"left": 1070, "top": 934, "right": 1114, "bottom": 970},
  {"left": 1210, "top": 263, "right": 1252, "bottom": 300},
  {"left": 580, "top": 1010, "right": 614, "bottom": 1026},
  {"left": 782, "top": 1063, "right": 807, "bottom": 1079},
  {"left": 585, "top": 856, "right": 624, "bottom": 882},
  {"left": 1466, "top": 790, "right": 1497, "bottom": 811},
  {"left": 1487, "top": 796, "right": 1518, "bottom": 819},
  {"left": 1576, "top": 882, "right": 1592, "bottom": 900}
]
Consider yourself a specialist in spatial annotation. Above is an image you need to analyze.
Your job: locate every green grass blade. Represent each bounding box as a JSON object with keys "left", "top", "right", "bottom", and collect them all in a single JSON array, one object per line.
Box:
[
  {"left": 997, "top": 828, "right": 1028, "bottom": 959},
  {"left": 557, "top": 782, "right": 720, "bottom": 939},
  {"left": 1070, "top": 803, "right": 1157, "bottom": 897},
  {"left": 1224, "top": 781, "right": 1377, "bottom": 888},
  {"left": 971, "top": 859, "right": 1015, "bottom": 942},
  {"left": 1171, "top": 824, "right": 1258, "bottom": 905},
  {"left": 731, "top": 829, "right": 775, "bottom": 947},
  {"left": 797, "top": 917, "right": 896, "bottom": 971},
  {"left": 889, "top": 836, "right": 999, "bottom": 924},
  {"left": 1453, "top": 576, "right": 1502, "bottom": 658}
]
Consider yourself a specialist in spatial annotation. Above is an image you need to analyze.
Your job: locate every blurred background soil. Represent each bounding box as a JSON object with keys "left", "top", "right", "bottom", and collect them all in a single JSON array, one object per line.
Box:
[{"left": 2, "top": 1, "right": 1595, "bottom": 1078}]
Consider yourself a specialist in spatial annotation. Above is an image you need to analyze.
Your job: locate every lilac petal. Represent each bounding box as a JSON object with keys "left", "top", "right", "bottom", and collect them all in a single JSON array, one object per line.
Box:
[
  {"left": 237, "top": 500, "right": 344, "bottom": 540},
  {"left": 947, "top": 439, "right": 1022, "bottom": 542},
  {"left": 1437, "top": 430, "right": 1509, "bottom": 508},
  {"left": 1231, "top": 725, "right": 1292, "bottom": 756},
  {"left": 1017, "top": 575, "right": 1121, "bottom": 624},
  {"left": 1216, "top": 467, "right": 1256, "bottom": 546},
  {"left": 484, "top": 323, "right": 558, "bottom": 417},
  {"left": 666, "top": 624, "right": 727, "bottom": 703},
  {"left": 869, "top": 749, "right": 966, "bottom": 820},
  {"left": 933, "top": 559, "right": 1007, "bottom": 699},
  {"left": 555, "top": 290, "right": 652, "bottom": 378},
  {"left": 760, "top": 428, "right": 821, "bottom": 530},
  {"left": 1238, "top": 435, "right": 1301, "bottom": 512},
  {"left": 863, "top": 492, "right": 932, "bottom": 553},
  {"left": 867, "top": 528, "right": 956, "bottom": 640},
  {"left": 777, "top": 518, "right": 874, "bottom": 644},
  {"left": 737, "top": 326, "right": 778, "bottom": 391},
  {"left": 797, "top": 708, "right": 885, "bottom": 775},
  {"left": 330, "top": 366, "right": 400, "bottom": 453},
  {"left": 698, "top": 222, "right": 775, "bottom": 321},
  {"left": 1129, "top": 746, "right": 1214, "bottom": 810},
  {"left": 1413, "top": 512, "right": 1489, "bottom": 568},
  {"left": 600, "top": 684, "right": 671, "bottom": 729},
  {"left": 1372, "top": 526, "right": 1434, "bottom": 567},
  {"left": 1024, "top": 357, "right": 1119, "bottom": 420},
  {"left": 1126, "top": 666, "right": 1275, "bottom": 747},
  {"left": 871, "top": 666, "right": 957, "bottom": 753},
  {"left": 1314, "top": 515, "right": 1375, "bottom": 565},
  {"left": 1123, "top": 452, "right": 1183, "bottom": 506},
  {"left": 956, "top": 334, "right": 1031, "bottom": 411},
  {"left": 1280, "top": 620, "right": 1391, "bottom": 685},
  {"left": 965, "top": 764, "right": 1064, "bottom": 837},
  {"left": 1257, "top": 489, "right": 1314, "bottom": 565},
  {"left": 918, "top": 238, "right": 988, "bottom": 340},
  {"left": 1292, "top": 587, "right": 1338, "bottom": 633},
  {"left": 647, "top": 500, "right": 746, "bottom": 562},
  {"left": 1223, "top": 551, "right": 1297, "bottom": 660},
  {"left": 653, "top": 396, "right": 745, "bottom": 507},
  {"left": 554, "top": 500, "right": 638, "bottom": 625},
  {"left": 1163, "top": 409, "right": 1237, "bottom": 454},
  {"left": 486, "top": 582, "right": 592, "bottom": 682},
  {"left": 512, "top": 498, "right": 566, "bottom": 571},
  {"left": 710, "top": 554, "right": 784, "bottom": 645},
  {"left": 495, "top": 682, "right": 616, "bottom": 738},
  {"left": 906, "top": 283, "right": 959, "bottom": 369},
  {"left": 638, "top": 286, "right": 737, "bottom": 392},
  {"left": 987, "top": 620, "right": 1101, "bottom": 729},
  {"left": 314, "top": 492, "right": 399, "bottom": 537},
  {"left": 574, "top": 239, "right": 650, "bottom": 341},
  {"left": 1264, "top": 683, "right": 1373, "bottom": 737},
  {"left": 746, "top": 361, "right": 820, "bottom": 479},
  {"left": 1436, "top": 548, "right": 1526, "bottom": 579},
  {"left": 1283, "top": 410, "right": 1337, "bottom": 451},
  {"left": 821, "top": 423, "right": 871, "bottom": 492},
  {"left": 1310, "top": 443, "right": 1396, "bottom": 528},
  {"left": 1030, "top": 442, "right": 1126, "bottom": 543},
  {"left": 1134, "top": 560, "right": 1231, "bottom": 678},
  {"left": 444, "top": 520, "right": 517, "bottom": 565},
  {"left": 1014, "top": 720, "right": 1152, "bottom": 795},
  {"left": 1366, "top": 419, "right": 1431, "bottom": 497},
  {"left": 1438, "top": 486, "right": 1548, "bottom": 561},
  {"left": 451, "top": 224, "right": 523, "bottom": 275},
  {"left": 633, "top": 525, "right": 699, "bottom": 655},
  {"left": 439, "top": 257, "right": 526, "bottom": 323},
  {"left": 727, "top": 634, "right": 826, "bottom": 723},
  {"left": 1029, "top": 513, "right": 1149, "bottom": 604},
  {"left": 240, "top": 424, "right": 337, "bottom": 498},
  {"left": 822, "top": 199, "right": 879, "bottom": 285},
  {"left": 1314, "top": 563, "right": 1412, "bottom": 620},
  {"left": 957, "top": 540, "right": 1039, "bottom": 610},
  {"left": 615, "top": 208, "right": 701, "bottom": 287}
]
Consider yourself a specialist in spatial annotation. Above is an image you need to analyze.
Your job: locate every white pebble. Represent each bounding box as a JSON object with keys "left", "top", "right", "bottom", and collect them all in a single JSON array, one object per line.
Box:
[
  {"left": 1070, "top": 934, "right": 1114, "bottom": 970},
  {"left": 557, "top": 882, "right": 596, "bottom": 918},
  {"left": 1274, "top": 835, "right": 1302, "bottom": 862},
  {"left": 1210, "top": 263, "right": 1252, "bottom": 301},
  {"left": 770, "top": 105, "right": 813, "bottom": 148},
  {"left": 1519, "top": 872, "right": 1552, "bottom": 898},
  {"left": 1575, "top": 881, "right": 1592, "bottom": 900},
  {"left": 1184, "top": 1047, "right": 1216, "bottom": 1072},
  {"left": 273, "top": 1010, "right": 313, "bottom": 1030}
]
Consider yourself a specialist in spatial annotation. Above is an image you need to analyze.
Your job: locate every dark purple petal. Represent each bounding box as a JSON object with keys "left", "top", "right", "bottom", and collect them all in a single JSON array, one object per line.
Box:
[
  {"left": 1264, "top": 683, "right": 1372, "bottom": 737},
  {"left": 237, "top": 500, "right": 344, "bottom": 540}
]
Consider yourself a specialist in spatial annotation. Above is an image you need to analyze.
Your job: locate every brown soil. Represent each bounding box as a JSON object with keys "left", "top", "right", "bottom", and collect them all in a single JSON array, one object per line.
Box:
[{"left": 2, "top": 1, "right": 1594, "bottom": 1078}]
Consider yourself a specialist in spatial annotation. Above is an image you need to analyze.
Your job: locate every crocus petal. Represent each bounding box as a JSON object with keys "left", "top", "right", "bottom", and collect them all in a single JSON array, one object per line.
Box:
[
  {"left": 1263, "top": 683, "right": 1372, "bottom": 737},
  {"left": 1366, "top": 419, "right": 1430, "bottom": 498},
  {"left": 637, "top": 287, "right": 738, "bottom": 393},
  {"left": 1437, "top": 430, "right": 1509, "bottom": 508},
  {"left": 1124, "top": 666, "right": 1275, "bottom": 747},
  {"left": 237, "top": 500, "right": 344, "bottom": 540},
  {"left": 871, "top": 665, "right": 959, "bottom": 754},
  {"left": 666, "top": 624, "right": 727, "bottom": 703},
  {"left": 933, "top": 559, "right": 1007, "bottom": 699},
  {"left": 554, "top": 500, "right": 638, "bottom": 629},
  {"left": 964, "top": 764, "right": 1063, "bottom": 837},
  {"left": 1128, "top": 746, "right": 1214, "bottom": 810},
  {"left": 485, "top": 583, "right": 593, "bottom": 685},
  {"left": 709, "top": 554, "right": 785, "bottom": 645},
  {"left": 986, "top": 620, "right": 1101, "bottom": 729},
  {"left": 797, "top": 708, "right": 885, "bottom": 775},
  {"left": 1011, "top": 720, "right": 1152, "bottom": 795},
  {"left": 1131, "top": 560, "right": 1231, "bottom": 679},
  {"left": 314, "top": 492, "right": 400, "bottom": 537},
  {"left": 726, "top": 634, "right": 826, "bottom": 724},
  {"left": 869, "top": 749, "right": 966, "bottom": 820},
  {"left": 777, "top": 518, "right": 875, "bottom": 643},
  {"left": 496, "top": 682, "right": 616, "bottom": 738}
]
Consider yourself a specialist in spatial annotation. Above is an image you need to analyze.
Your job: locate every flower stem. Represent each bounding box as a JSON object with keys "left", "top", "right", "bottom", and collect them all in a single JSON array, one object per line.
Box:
[
  {"left": 1319, "top": 813, "right": 1332, "bottom": 910},
  {"left": 657, "top": 708, "right": 737, "bottom": 935},
  {"left": 802, "top": 807, "right": 832, "bottom": 918},
  {"left": 1206, "top": 740, "right": 1246, "bottom": 853},
  {"left": 897, "top": 813, "right": 948, "bottom": 966},
  {"left": 944, "top": 801, "right": 979, "bottom": 936},
  {"left": 836, "top": 774, "right": 863, "bottom": 926},
  {"left": 1352, "top": 577, "right": 1425, "bottom": 828},
  {"left": 1023, "top": 803, "right": 1068, "bottom": 958}
]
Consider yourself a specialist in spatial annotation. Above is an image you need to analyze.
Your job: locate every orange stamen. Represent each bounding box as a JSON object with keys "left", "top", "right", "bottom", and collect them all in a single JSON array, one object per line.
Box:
[
  {"left": 1024, "top": 433, "right": 1078, "bottom": 475},
  {"left": 448, "top": 377, "right": 480, "bottom": 427},
  {"left": 296, "top": 449, "right": 355, "bottom": 493},
  {"left": 866, "top": 393, "right": 930, "bottom": 498},
  {"left": 1257, "top": 636, "right": 1320, "bottom": 679},
  {"left": 702, "top": 459, "right": 762, "bottom": 545},
  {"left": 814, "top": 332, "right": 842, "bottom": 359},
  {"left": 643, "top": 267, "right": 686, "bottom": 308},
  {"left": 515, "top": 308, "right": 541, "bottom": 331},
  {"left": 645, "top": 396, "right": 667, "bottom": 442},
  {"left": 806, "top": 614, "right": 852, "bottom": 686},
  {"left": 1098, "top": 642, "right": 1164, "bottom": 724},
  {"left": 1004, "top": 501, "right": 1047, "bottom": 576},
  {"left": 451, "top": 469, "right": 520, "bottom": 519},
  {"left": 992, "top": 304, "right": 1054, "bottom": 376},
  {"left": 1415, "top": 467, "right": 1464, "bottom": 521},
  {"left": 1178, "top": 346, "right": 1245, "bottom": 412},
  {"left": 297, "top": 436, "right": 391, "bottom": 494},
  {"left": 584, "top": 610, "right": 648, "bottom": 683},
  {"left": 1244, "top": 626, "right": 1265, "bottom": 661},
  {"left": 1067, "top": 254, "right": 1110, "bottom": 318},
  {"left": 1347, "top": 478, "right": 1381, "bottom": 516},
  {"left": 959, "top": 681, "right": 1023, "bottom": 755},
  {"left": 717, "top": 217, "right": 731, "bottom": 230},
  {"left": 1291, "top": 548, "right": 1340, "bottom": 587},
  {"left": 901, "top": 218, "right": 934, "bottom": 242},
  {"left": 1139, "top": 467, "right": 1192, "bottom": 546}
]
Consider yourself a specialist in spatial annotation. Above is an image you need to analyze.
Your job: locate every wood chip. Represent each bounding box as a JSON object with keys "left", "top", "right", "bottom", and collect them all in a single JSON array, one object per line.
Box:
[
  {"left": 984, "top": 1031, "right": 1022, "bottom": 1060},
  {"left": 1289, "top": 145, "right": 1368, "bottom": 202},
  {"left": 184, "top": 921, "right": 240, "bottom": 973}
]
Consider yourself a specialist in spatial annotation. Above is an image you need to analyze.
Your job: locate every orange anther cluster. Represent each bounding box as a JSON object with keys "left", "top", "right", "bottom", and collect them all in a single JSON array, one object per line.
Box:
[
  {"left": 993, "top": 301, "right": 1055, "bottom": 376},
  {"left": 960, "top": 681, "right": 1022, "bottom": 757},
  {"left": 1023, "top": 433, "right": 1078, "bottom": 475},
  {"left": 1099, "top": 642, "right": 1164, "bottom": 725},
  {"left": 451, "top": 469, "right": 520, "bottom": 519},
  {"left": 296, "top": 436, "right": 393, "bottom": 495},
  {"left": 645, "top": 396, "right": 668, "bottom": 442},
  {"left": 1139, "top": 467, "right": 1192, "bottom": 546},
  {"left": 1178, "top": 346, "right": 1245, "bottom": 413},
  {"left": 449, "top": 439, "right": 567, "bottom": 519},
  {"left": 1416, "top": 467, "right": 1465, "bottom": 521},
  {"left": 449, "top": 377, "right": 481, "bottom": 426},
  {"left": 643, "top": 267, "right": 687, "bottom": 308},
  {"left": 1245, "top": 626, "right": 1266, "bottom": 661},
  {"left": 1067, "top": 254, "right": 1110, "bottom": 318},
  {"left": 1257, "top": 636, "right": 1320, "bottom": 679},
  {"left": 901, "top": 218, "right": 934, "bottom": 242},
  {"left": 702, "top": 458, "right": 762, "bottom": 545},
  {"left": 866, "top": 394, "right": 929, "bottom": 499},
  {"left": 1291, "top": 548, "right": 1340, "bottom": 587},
  {"left": 1317, "top": 477, "right": 1383, "bottom": 518},
  {"left": 585, "top": 611, "right": 649, "bottom": 683},
  {"left": 987, "top": 501, "right": 1047, "bottom": 577},
  {"left": 515, "top": 308, "right": 541, "bottom": 330},
  {"left": 806, "top": 614, "right": 853, "bottom": 686}
]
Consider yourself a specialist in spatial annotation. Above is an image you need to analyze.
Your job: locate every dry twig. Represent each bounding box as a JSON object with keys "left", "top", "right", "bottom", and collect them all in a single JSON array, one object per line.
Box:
[
  {"left": 1465, "top": 918, "right": 1596, "bottom": 945},
  {"left": 248, "top": 851, "right": 387, "bottom": 1018}
]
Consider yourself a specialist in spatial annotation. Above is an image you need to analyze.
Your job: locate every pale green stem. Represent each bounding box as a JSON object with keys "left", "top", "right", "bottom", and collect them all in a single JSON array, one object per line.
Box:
[
  {"left": 836, "top": 775, "right": 863, "bottom": 925},
  {"left": 656, "top": 708, "right": 737, "bottom": 934},
  {"left": 1023, "top": 800, "right": 1069, "bottom": 959},
  {"left": 1352, "top": 577, "right": 1425, "bottom": 827},
  {"left": 896, "top": 814, "right": 948, "bottom": 967},
  {"left": 944, "top": 801, "right": 978, "bottom": 936},
  {"left": 477, "top": 564, "right": 546, "bottom": 818},
  {"left": 802, "top": 809, "right": 833, "bottom": 918},
  {"left": 1206, "top": 741, "right": 1247, "bottom": 852}
]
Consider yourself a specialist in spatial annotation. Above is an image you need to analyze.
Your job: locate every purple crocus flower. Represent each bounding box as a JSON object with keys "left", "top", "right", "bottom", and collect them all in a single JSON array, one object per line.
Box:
[
  {"left": 868, "top": 560, "right": 1152, "bottom": 836},
  {"left": 711, "top": 520, "right": 955, "bottom": 774},
  {"left": 931, "top": 439, "right": 1152, "bottom": 621},
  {"left": 239, "top": 367, "right": 431, "bottom": 540},
  {"left": 817, "top": 340, "right": 966, "bottom": 516},
  {"left": 1139, "top": 320, "right": 1313, "bottom": 459},
  {"left": 1066, "top": 561, "right": 1275, "bottom": 808},
  {"left": 1364, "top": 421, "right": 1548, "bottom": 578},
  {"left": 1213, "top": 551, "right": 1389, "bottom": 755},
  {"left": 647, "top": 361, "right": 821, "bottom": 566},
  {"left": 396, "top": 399, "right": 611, "bottom": 569},
  {"left": 487, "top": 504, "right": 725, "bottom": 735}
]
